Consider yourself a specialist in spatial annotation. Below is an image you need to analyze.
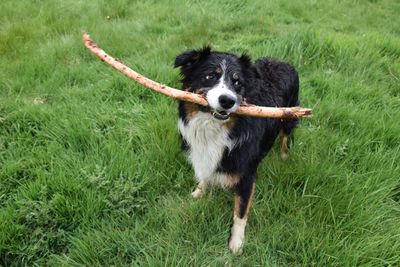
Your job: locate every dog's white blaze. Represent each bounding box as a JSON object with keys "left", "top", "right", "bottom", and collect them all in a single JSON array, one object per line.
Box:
[
  {"left": 229, "top": 215, "right": 247, "bottom": 253},
  {"left": 206, "top": 73, "right": 239, "bottom": 113},
  {"left": 178, "top": 113, "right": 235, "bottom": 187}
]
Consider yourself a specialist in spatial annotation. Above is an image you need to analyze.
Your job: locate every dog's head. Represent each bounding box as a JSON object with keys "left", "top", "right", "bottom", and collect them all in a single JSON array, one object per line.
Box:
[{"left": 174, "top": 47, "right": 253, "bottom": 120}]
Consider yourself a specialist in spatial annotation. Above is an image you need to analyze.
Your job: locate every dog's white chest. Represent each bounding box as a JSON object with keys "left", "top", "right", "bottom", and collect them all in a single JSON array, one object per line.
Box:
[{"left": 178, "top": 113, "right": 233, "bottom": 182}]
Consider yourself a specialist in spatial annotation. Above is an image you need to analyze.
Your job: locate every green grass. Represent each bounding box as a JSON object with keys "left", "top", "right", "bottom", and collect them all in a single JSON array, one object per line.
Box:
[{"left": 1, "top": 0, "right": 400, "bottom": 265}]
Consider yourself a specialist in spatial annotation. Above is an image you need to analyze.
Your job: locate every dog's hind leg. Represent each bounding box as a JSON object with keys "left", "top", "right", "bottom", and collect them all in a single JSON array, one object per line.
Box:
[
  {"left": 229, "top": 176, "right": 255, "bottom": 254},
  {"left": 191, "top": 180, "right": 207, "bottom": 199},
  {"left": 280, "top": 117, "right": 298, "bottom": 160},
  {"left": 279, "top": 129, "right": 289, "bottom": 160}
]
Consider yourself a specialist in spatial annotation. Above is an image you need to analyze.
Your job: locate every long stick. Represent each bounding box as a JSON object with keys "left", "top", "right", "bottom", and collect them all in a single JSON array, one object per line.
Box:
[{"left": 83, "top": 33, "right": 312, "bottom": 119}]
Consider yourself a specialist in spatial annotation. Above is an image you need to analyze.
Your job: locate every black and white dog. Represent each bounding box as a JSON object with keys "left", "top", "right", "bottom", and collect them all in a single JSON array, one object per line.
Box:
[{"left": 175, "top": 47, "right": 300, "bottom": 253}]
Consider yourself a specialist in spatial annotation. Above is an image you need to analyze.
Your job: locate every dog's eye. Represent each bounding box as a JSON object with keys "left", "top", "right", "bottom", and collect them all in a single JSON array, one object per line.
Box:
[
  {"left": 232, "top": 73, "right": 241, "bottom": 86},
  {"left": 205, "top": 75, "right": 214, "bottom": 80}
]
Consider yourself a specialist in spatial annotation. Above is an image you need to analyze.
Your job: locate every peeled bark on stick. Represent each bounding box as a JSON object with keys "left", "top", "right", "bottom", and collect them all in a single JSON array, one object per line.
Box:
[{"left": 83, "top": 33, "right": 312, "bottom": 119}]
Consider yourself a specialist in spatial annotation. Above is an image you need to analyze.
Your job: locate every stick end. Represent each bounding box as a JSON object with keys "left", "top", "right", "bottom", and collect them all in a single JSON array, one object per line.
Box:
[
  {"left": 299, "top": 108, "right": 313, "bottom": 119},
  {"left": 82, "top": 32, "right": 90, "bottom": 43}
]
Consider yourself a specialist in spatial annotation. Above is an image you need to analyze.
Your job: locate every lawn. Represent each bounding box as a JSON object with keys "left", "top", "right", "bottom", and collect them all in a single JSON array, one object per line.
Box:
[{"left": 1, "top": 0, "right": 400, "bottom": 266}]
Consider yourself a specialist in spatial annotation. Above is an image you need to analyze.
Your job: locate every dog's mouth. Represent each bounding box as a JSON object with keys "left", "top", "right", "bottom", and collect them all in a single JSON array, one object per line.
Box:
[{"left": 212, "top": 109, "right": 230, "bottom": 121}]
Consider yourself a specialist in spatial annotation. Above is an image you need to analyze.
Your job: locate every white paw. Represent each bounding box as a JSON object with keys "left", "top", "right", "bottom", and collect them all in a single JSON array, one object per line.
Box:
[
  {"left": 281, "top": 151, "right": 288, "bottom": 160},
  {"left": 191, "top": 188, "right": 204, "bottom": 199},
  {"left": 229, "top": 235, "right": 244, "bottom": 254}
]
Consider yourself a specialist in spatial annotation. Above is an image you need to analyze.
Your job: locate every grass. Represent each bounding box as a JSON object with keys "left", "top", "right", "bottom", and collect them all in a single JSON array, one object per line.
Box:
[{"left": 1, "top": 0, "right": 400, "bottom": 265}]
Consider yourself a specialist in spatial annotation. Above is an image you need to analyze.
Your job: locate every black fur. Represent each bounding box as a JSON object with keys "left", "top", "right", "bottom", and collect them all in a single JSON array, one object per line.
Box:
[{"left": 175, "top": 47, "right": 300, "bottom": 219}]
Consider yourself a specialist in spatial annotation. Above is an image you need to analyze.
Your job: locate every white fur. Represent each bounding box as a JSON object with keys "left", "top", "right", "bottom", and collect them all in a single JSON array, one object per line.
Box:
[
  {"left": 229, "top": 215, "right": 247, "bottom": 254},
  {"left": 206, "top": 81, "right": 238, "bottom": 112},
  {"left": 191, "top": 181, "right": 207, "bottom": 198},
  {"left": 178, "top": 113, "right": 235, "bottom": 187},
  {"left": 191, "top": 187, "right": 205, "bottom": 198}
]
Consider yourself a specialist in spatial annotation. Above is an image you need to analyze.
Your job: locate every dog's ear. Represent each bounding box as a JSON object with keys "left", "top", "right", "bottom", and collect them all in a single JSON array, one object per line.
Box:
[
  {"left": 239, "top": 54, "right": 262, "bottom": 79},
  {"left": 239, "top": 54, "right": 252, "bottom": 69},
  {"left": 174, "top": 46, "right": 211, "bottom": 69}
]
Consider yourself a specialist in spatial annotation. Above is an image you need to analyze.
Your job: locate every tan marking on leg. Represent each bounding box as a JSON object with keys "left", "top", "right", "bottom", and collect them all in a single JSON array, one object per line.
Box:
[
  {"left": 234, "top": 193, "right": 241, "bottom": 217},
  {"left": 229, "top": 183, "right": 255, "bottom": 254},
  {"left": 244, "top": 183, "right": 255, "bottom": 218},
  {"left": 279, "top": 129, "right": 289, "bottom": 160},
  {"left": 191, "top": 180, "right": 207, "bottom": 198}
]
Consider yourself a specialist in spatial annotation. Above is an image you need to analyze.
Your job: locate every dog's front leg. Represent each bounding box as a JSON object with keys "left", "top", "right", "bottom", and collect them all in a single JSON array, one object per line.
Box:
[
  {"left": 191, "top": 180, "right": 208, "bottom": 198},
  {"left": 229, "top": 177, "right": 255, "bottom": 254}
]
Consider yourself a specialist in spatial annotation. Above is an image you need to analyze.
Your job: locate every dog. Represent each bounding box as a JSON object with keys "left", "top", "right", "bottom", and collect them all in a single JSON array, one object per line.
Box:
[{"left": 174, "top": 46, "right": 300, "bottom": 253}]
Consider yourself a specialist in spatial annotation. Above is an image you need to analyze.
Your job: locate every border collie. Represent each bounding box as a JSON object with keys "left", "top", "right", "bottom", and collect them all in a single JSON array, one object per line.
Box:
[{"left": 174, "top": 47, "right": 300, "bottom": 253}]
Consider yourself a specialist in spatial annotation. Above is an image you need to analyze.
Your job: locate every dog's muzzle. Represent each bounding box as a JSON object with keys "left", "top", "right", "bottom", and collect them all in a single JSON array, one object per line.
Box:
[{"left": 202, "top": 87, "right": 240, "bottom": 121}]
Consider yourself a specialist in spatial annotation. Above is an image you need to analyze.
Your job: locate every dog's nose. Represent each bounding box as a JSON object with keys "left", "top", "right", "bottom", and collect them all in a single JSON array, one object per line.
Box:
[{"left": 218, "top": 94, "right": 237, "bottom": 110}]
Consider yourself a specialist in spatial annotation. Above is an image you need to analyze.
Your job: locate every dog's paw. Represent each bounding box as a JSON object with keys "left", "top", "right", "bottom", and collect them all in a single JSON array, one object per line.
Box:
[
  {"left": 229, "top": 235, "right": 244, "bottom": 254},
  {"left": 191, "top": 188, "right": 204, "bottom": 199},
  {"left": 280, "top": 151, "right": 288, "bottom": 160}
]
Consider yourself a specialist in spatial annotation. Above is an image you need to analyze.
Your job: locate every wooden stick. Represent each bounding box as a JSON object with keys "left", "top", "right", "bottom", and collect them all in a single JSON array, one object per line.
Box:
[{"left": 83, "top": 33, "right": 312, "bottom": 119}]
